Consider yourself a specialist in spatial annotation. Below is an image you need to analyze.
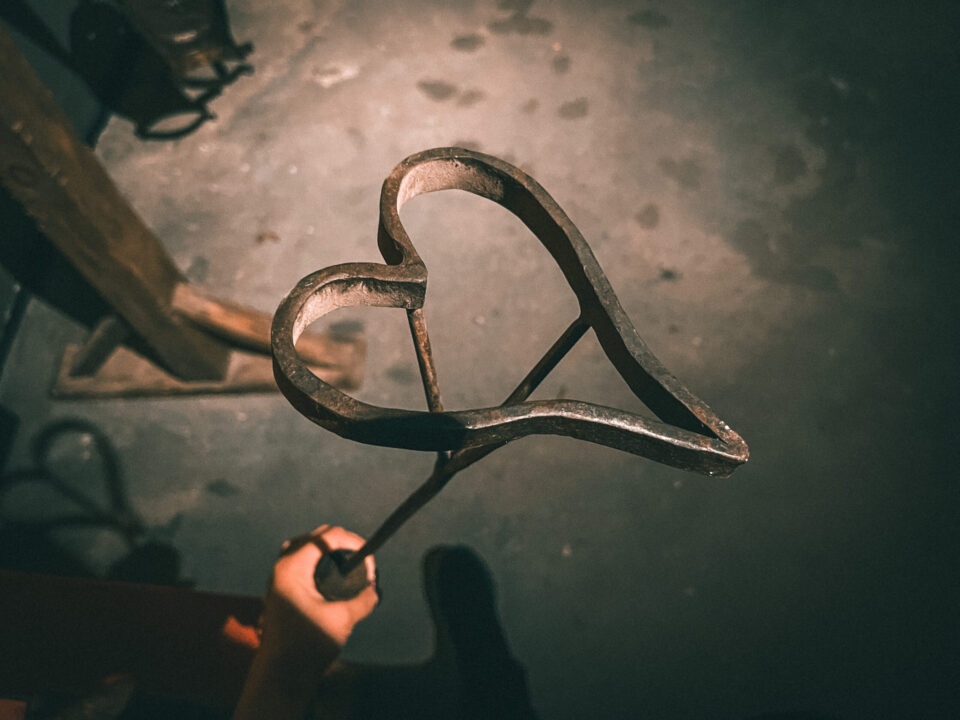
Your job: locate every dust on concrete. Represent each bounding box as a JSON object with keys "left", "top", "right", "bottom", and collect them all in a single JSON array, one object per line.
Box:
[
  {"left": 635, "top": 203, "right": 660, "bottom": 229},
  {"left": 772, "top": 144, "right": 808, "bottom": 184},
  {"left": 327, "top": 319, "right": 364, "bottom": 342},
  {"left": 457, "top": 89, "right": 486, "bottom": 107},
  {"left": 205, "top": 479, "right": 241, "bottom": 497},
  {"left": 451, "top": 33, "right": 485, "bottom": 51},
  {"left": 489, "top": 0, "right": 552, "bottom": 35},
  {"left": 256, "top": 230, "right": 281, "bottom": 244},
  {"left": 417, "top": 80, "right": 458, "bottom": 101},
  {"left": 729, "top": 218, "right": 839, "bottom": 291},
  {"left": 558, "top": 97, "right": 588, "bottom": 119},
  {"left": 628, "top": 9, "right": 671, "bottom": 28},
  {"left": 658, "top": 157, "right": 703, "bottom": 190},
  {"left": 385, "top": 364, "right": 418, "bottom": 385},
  {"left": 520, "top": 98, "right": 540, "bottom": 114}
]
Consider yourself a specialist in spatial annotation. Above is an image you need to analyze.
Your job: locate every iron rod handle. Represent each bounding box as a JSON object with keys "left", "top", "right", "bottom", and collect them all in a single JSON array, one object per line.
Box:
[
  {"left": 313, "top": 549, "right": 371, "bottom": 601},
  {"left": 339, "top": 314, "right": 591, "bottom": 575}
]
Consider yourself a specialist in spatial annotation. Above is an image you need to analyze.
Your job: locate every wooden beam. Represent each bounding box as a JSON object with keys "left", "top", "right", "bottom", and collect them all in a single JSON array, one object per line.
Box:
[
  {"left": 0, "top": 25, "right": 230, "bottom": 381},
  {"left": 52, "top": 343, "right": 363, "bottom": 399},
  {"left": 172, "top": 282, "right": 366, "bottom": 371}
]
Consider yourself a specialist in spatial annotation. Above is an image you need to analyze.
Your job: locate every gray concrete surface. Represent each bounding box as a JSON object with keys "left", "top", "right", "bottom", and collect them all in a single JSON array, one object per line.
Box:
[{"left": 2, "top": 1, "right": 958, "bottom": 718}]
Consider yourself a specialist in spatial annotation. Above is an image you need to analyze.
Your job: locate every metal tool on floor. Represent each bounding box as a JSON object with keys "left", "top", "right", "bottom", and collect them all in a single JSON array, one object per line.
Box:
[
  {"left": 271, "top": 147, "right": 750, "bottom": 599},
  {"left": 113, "top": 0, "right": 254, "bottom": 139}
]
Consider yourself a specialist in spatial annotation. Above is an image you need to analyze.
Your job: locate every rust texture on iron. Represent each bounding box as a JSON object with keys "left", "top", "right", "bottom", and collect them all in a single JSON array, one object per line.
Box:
[
  {"left": 272, "top": 147, "right": 748, "bottom": 476},
  {"left": 273, "top": 147, "right": 750, "bottom": 573}
]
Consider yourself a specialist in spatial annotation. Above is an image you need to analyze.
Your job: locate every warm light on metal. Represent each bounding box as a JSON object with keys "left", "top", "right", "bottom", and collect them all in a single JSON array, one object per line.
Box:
[{"left": 271, "top": 147, "right": 749, "bottom": 578}]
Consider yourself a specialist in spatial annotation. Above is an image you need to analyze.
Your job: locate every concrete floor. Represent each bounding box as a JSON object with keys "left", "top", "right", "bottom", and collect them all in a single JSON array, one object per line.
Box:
[{"left": 2, "top": 1, "right": 959, "bottom": 718}]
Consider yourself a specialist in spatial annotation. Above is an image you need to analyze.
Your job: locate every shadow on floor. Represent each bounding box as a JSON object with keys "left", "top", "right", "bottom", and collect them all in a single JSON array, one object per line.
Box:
[
  {"left": 0, "top": 417, "right": 186, "bottom": 586},
  {"left": 317, "top": 545, "right": 540, "bottom": 720},
  {"left": 0, "top": 421, "right": 842, "bottom": 719},
  {"left": 323, "top": 548, "right": 837, "bottom": 720},
  {"left": 0, "top": 0, "right": 252, "bottom": 144}
]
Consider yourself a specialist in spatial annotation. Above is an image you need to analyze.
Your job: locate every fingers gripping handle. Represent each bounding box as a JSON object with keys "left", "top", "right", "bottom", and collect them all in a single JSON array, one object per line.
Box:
[{"left": 314, "top": 549, "right": 372, "bottom": 601}]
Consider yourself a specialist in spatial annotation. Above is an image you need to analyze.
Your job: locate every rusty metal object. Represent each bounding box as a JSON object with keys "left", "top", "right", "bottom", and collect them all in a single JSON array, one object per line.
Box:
[
  {"left": 0, "top": 0, "right": 253, "bottom": 142},
  {"left": 117, "top": 0, "right": 252, "bottom": 79},
  {"left": 272, "top": 147, "right": 749, "bottom": 574},
  {"left": 113, "top": 0, "right": 254, "bottom": 139}
]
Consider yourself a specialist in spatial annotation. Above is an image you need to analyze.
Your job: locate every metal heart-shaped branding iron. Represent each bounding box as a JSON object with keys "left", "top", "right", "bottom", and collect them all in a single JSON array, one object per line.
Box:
[
  {"left": 273, "top": 147, "right": 747, "bottom": 476},
  {"left": 271, "top": 148, "right": 749, "bottom": 590}
]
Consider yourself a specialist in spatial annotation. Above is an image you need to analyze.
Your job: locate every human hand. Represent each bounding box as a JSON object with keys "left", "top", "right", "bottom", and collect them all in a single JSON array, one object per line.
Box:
[
  {"left": 234, "top": 525, "right": 377, "bottom": 720},
  {"left": 259, "top": 524, "right": 378, "bottom": 670}
]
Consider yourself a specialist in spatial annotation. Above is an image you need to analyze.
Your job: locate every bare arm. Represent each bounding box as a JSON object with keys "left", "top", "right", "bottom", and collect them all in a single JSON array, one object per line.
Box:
[{"left": 233, "top": 525, "right": 378, "bottom": 720}]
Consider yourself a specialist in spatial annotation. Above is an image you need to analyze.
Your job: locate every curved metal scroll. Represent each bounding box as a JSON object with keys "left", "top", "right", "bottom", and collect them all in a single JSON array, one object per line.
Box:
[{"left": 272, "top": 148, "right": 748, "bottom": 477}]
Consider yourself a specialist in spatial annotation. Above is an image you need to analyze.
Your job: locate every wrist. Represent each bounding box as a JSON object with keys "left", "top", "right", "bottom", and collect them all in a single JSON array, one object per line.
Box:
[
  {"left": 234, "top": 644, "right": 332, "bottom": 720},
  {"left": 256, "top": 634, "right": 340, "bottom": 683}
]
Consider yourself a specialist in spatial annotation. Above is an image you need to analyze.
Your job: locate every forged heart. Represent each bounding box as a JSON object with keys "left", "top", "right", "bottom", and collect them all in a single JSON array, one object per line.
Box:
[
  {"left": 272, "top": 147, "right": 748, "bottom": 477},
  {"left": 272, "top": 147, "right": 751, "bottom": 591}
]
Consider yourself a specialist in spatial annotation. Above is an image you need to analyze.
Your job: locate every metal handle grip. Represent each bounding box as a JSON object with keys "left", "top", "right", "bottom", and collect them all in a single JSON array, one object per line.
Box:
[{"left": 313, "top": 549, "right": 371, "bottom": 601}]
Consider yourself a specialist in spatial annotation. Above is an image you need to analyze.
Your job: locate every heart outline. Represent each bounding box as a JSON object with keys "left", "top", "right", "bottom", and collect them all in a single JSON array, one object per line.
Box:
[{"left": 272, "top": 148, "right": 748, "bottom": 476}]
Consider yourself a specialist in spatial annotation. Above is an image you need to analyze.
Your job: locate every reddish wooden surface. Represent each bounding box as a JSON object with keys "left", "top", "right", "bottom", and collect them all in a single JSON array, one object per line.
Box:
[
  {"left": 0, "top": 700, "right": 26, "bottom": 720},
  {"left": 0, "top": 571, "right": 261, "bottom": 707}
]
